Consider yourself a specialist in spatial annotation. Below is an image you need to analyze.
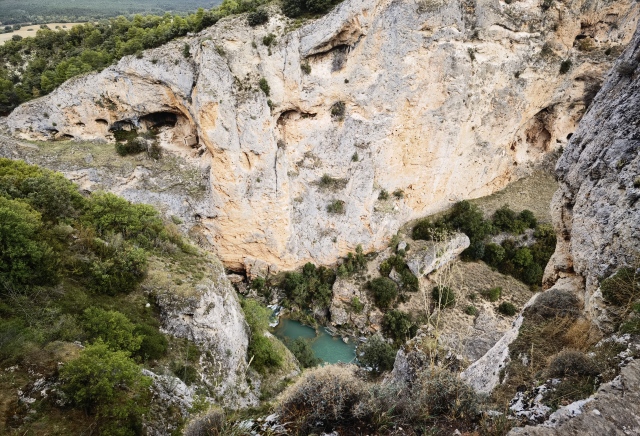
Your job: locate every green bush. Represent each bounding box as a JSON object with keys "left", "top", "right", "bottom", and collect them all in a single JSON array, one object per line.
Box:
[
  {"left": 330, "top": 101, "right": 346, "bottom": 119},
  {"left": 282, "top": 0, "right": 339, "bottom": 18},
  {"left": 84, "top": 192, "right": 165, "bottom": 245},
  {"left": 483, "top": 243, "right": 505, "bottom": 266},
  {"left": 527, "top": 289, "right": 580, "bottom": 319},
  {"left": 498, "top": 301, "right": 517, "bottom": 316},
  {"left": 560, "top": 59, "right": 572, "bottom": 74},
  {"left": 339, "top": 245, "right": 367, "bottom": 276},
  {"left": 241, "top": 298, "right": 283, "bottom": 373},
  {"left": 247, "top": 10, "right": 269, "bottom": 26},
  {"left": 60, "top": 342, "right": 151, "bottom": 435},
  {"left": 351, "top": 296, "right": 364, "bottom": 313},
  {"left": 464, "top": 305, "right": 478, "bottom": 316},
  {"left": 301, "top": 62, "right": 311, "bottom": 75},
  {"left": 83, "top": 307, "right": 142, "bottom": 353},
  {"left": 492, "top": 205, "right": 531, "bottom": 234},
  {"left": 258, "top": 77, "right": 270, "bottom": 96},
  {"left": 432, "top": 286, "right": 455, "bottom": 308},
  {"left": 369, "top": 277, "right": 398, "bottom": 309},
  {"left": 172, "top": 362, "right": 200, "bottom": 385},
  {"left": 287, "top": 338, "right": 321, "bottom": 368},
  {"left": 282, "top": 263, "right": 335, "bottom": 309},
  {"left": 358, "top": 335, "right": 396, "bottom": 374},
  {"left": 378, "top": 189, "right": 389, "bottom": 200},
  {"left": 482, "top": 287, "right": 502, "bottom": 302},
  {"left": 378, "top": 254, "right": 419, "bottom": 292},
  {"left": 88, "top": 243, "right": 148, "bottom": 295},
  {"left": 0, "top": 196, "right": 58, "bottom": 289},
  {"left": 262, "top": 33, "right": 276, "bottom": 46},
  {"left": 134, "top": 323, "right": 168, "bottom": 361},
  {"left": 327, "top": 199, "right": 345, "bottom": 214},
  {"left": 0, "top": 158, "right": 85, "bottom": 222},
  {"left": 382, "top": 310, "right": 416, "bottom": 343}
]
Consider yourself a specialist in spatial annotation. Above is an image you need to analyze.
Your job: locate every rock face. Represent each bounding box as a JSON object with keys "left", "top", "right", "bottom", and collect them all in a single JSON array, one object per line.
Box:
[
  {"left": 7, "top": 0, "right": 639, "bottom": 271},
  {"left": 544, "top": 16, "right": 640, "bottom": 326},
  {"left": 406, "top": 232, "right": 470, "bottom": 277},
  {"left": 508, "top": 360, "right": 640, "bottom": 435}
]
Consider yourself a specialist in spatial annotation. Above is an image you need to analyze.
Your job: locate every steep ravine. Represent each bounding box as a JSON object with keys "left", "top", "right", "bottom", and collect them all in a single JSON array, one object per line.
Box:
[{"left": 6, "top": 0, "right": 639, "bottom": 273}]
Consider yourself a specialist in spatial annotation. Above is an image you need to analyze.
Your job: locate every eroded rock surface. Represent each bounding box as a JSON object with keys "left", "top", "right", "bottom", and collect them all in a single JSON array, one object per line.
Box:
[{"left": 7, "top": 0, "right": 639, "bottom": 271}]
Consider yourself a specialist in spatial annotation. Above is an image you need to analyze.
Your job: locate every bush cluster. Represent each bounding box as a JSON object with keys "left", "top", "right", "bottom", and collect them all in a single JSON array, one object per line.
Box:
[
  {"left": 277, "top": 364, "right": 479, "bottom": 434},
  {"left": 382, "top": 310, "right": 417, "bottom": 344},
  {"left": 378, "top": 254, "right": 419, "bottom": 292},
  {"left": 432, "top": 286, "right": 455, "bottom": 308},
  {"left": 241, "top": 298, "right": 283, "bottom": 374},
  {"left": 282, "top": 0, "right": 342, "bottom": 18},
  {"left": 246, "top": 9, "right": 269, "bottom": 26},
  {"left": 358, "top": 335, "right": 396, "bottom": 374},
  {"left": 413, "top": 201, "right": 554, "bottom": 286},
  {"left": 287, "top": 337, "right": 321, "bottom": 368},
  {"left": 282, "top": 262, "right": 335, "bottom": 310},
  {"left": 337, "top": 244, "right": 367, "bottom": 277},
  {"left": 368, "top": 277, "right": 398, "bottom": 309}
]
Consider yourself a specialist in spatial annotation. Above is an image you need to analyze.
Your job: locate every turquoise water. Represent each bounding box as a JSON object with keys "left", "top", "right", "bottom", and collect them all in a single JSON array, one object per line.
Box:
[{"left": 273, "top": 318, "right": 356, "bottom": 364}]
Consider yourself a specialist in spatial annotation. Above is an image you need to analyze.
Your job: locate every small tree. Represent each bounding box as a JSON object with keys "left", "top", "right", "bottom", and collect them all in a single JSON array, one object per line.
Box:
[
  {"left": 83, "top": 307, "right": 142, "bottom": 353},
  {"left": 60, "top": 342, "right": 151, "bottom": 435},
  {"left": 369, "top": 277, "right": 398, "bottom": 309},
  {"left": 358, "top": 335, "right": 396, "bottom": 374},
  {"left": 288, "top": 338, "right": 321, "bottom": 368}
]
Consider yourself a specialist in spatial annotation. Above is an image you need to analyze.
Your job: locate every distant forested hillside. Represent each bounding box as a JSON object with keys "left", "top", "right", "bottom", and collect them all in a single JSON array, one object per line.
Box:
[{"left": 0, "top": 0, "right": 221, "bottom": 25}]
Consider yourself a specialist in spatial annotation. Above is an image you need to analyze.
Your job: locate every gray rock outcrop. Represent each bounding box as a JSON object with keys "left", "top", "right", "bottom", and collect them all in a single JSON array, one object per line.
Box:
[
  {"left": 6, "top": 0, "right": 639, "bottom": 272},
  {"left": 406, "top": 232, "right": 470, "bottom": 277}
]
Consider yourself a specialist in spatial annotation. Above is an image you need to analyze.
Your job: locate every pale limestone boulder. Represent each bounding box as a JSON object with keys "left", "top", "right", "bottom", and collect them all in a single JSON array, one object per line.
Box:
[{"left": 406, "top": 233, "right": 470, "bottom": 277}]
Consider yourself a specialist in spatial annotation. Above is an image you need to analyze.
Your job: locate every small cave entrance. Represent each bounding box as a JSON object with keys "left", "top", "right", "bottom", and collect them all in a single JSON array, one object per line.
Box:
[{"left": 140, "top": 112, "right": 178, "bottom": 130}]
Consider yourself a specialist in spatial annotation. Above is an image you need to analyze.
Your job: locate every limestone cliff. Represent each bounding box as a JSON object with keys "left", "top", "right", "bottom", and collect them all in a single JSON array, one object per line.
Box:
[
  {"left": 464, "top": 20, "right": 640, "bottom": 432},
  {"left": 7, "top": 0, "right": 639, "bottom": 272}
]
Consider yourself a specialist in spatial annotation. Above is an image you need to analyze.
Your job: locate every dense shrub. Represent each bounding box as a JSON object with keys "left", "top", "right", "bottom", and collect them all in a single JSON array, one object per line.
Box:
[
  {"left": 492, "top": 206, "right": 536, "bottom": 234},
  {"left": 378, "top": 254, "right": 419, "bottom": 292},
  {"left": 84, "top": 192, "right": 165, "bottom": 246},
  {"left": 330, "top": 101, "right": 346, "bottom": 119},
  {"left": 134, "top": 323, "right": 168, "bottom": 361},
  {"left": 358, "top": 335, "right": 396, "bottom": 374},
  {"left": 282, "top": 0, "right": 340, "bottom": 18},
  {"left": 369, "top": 277, "right": 398, "bottom": 309},
  {"left": 527, "top": 289, "right": 579, "bottom": 320},
  {"left": 88, "top": 243, "right": 148, "bottom": 295},
  {"left": 482, "top": 287, "right": 502, "bottom": 302},
  {"left": 277, "top": 365, "right": 369, "bottom": 432},
  {"left": 327, "top": 199, "right": 345, "bottom": 214},
  {"left": 60, "top": 342, "right": 151, "bottom": 435},
  {"left": 287, "top": 338, "right": 321, "bottom": 368},
  {"left": 0, "top": 158, "right": 85, "bottom": 222},
  {"left": 382, "top": 310, "right": 417, "bottom": 344},
  {"left": 241, "top": 298, "right": 283, "bottom": 373},
  {"left": 83, "top": 307, "right": 142, "bottom": 353},
  {"left": 258, "top": 77, "right": 270, "bottom": 96},
  {"left": 432, "top": 286, "right": 455, "bottom": 308},
  {"left": 498, "top": 301, "right": 517, "bottom": 316},
  {"left": 464, "top": 305, "right": 478, "bottom": 316},
  {"left": 483, "top": 243, "right": 505, "bottom": 266},
  {"left": 547, "top": 350, "right": 597, "bottom": 378},
  {"left": 247, "top": 9, "right": 269, "bottom": 26},
  {"left": 0, "top": 196, "right": 58, "bottom": 289},
  {"left": 282, "top": 263, "right": 335, "bottom": 309},
  {"left": 337, "top": 244, "right": 367, "bottom": 277}
]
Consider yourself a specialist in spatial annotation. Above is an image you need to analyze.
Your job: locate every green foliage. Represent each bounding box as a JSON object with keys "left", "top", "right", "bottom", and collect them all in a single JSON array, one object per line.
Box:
[
  {"left": 498, "top": 301, "right": 517, "bottom": 316},
  {"left": 301, "top": 61, "right": 311, "bottom": 75},
  {"left": 282, "top": 0, "right": 341, "bottom": 18},
  {"left": 134, "top": 323, "right": 168, "bottom": 360},
  {"left": 482, "top": 287, "right": 502, "bottom": 302},
  {"left": 330, "top": 101, "right": 346, "bottom": 120},
  {"left": 262, "top": 33, "right": 276, "bottom": 46},
  {"left": 382, "top": 310, "right": 416, "bottom": 344},
  {"left": 358, "top": 335, "right": 396, "bottom": 373},
  {"left": 0, "top": 196, "right": 58, "bottom": 289},
  {"left": 282, "top": 263, "right": 335, "bottom": 309},
  {"left": 378, "top": 254, "right": 419, "bottom": 292},
  {"left": 83, "top": 307, "right": 142, "bottom": 353},
  {"left": 88, "top": 242, "right": 148, "bottom": 295},
  {"left": 258, "top": 77, "right": 270, "bottom": 96},
  {"left": 432, "top": 286, "right": 455, "bottom": 308},
  {"left": 369, "top": 277, "right": 398, "bottom": 309},
  {"left": 338, "top": 244, "right": 367, "bottom": 277},
  {"left": 115, "top": 135, "right": 148, "bottom": 156},
  {"left": 241, "top": 298, "right": 283, "bottom": 374},
  {"left": 351, "top": 152, "right": 359, "bottom": 162},
  {"left": 60, "top": 342, "right": 151, "bottom": 435},
  {"left": 247, "top": 9, "right": 269, "bottom": 26},
  {"left": 327, "top": 199, "right": 345, "bottom": 214},
  {"left": 492, "top": 205, "right": 535, "bottom": 234},
  {"left": 464, "top": 305, "right": 478, "bottom": 316},
  {"left": 84, "top": 192, "right": 165, "bottom": 246},
  {"left": 319, "top": 173, "right": 347, "bottom": 191},
  {"left": 560, "top": 59, "right": 572, "bottom": 74},
  {"left": 0, "top": 158, "right": 85, "bottom": 222},
  {"left": 378, "top": 189, "right": 389, "bottom": 200},
  {"left": 483, "top": 243, "right": 505, "bottom": 266},
  {"left": 351, "top": 296, "right": 364, "bottom": 313},
  {"left": 393, "top": 189, "right": 404, "bottom": 199},
  {"left": 0, "top": 2, "right": 287, "bottom": 114},
  {"left": 287, "top": 338, "right": 321, "bottom": 368}
]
